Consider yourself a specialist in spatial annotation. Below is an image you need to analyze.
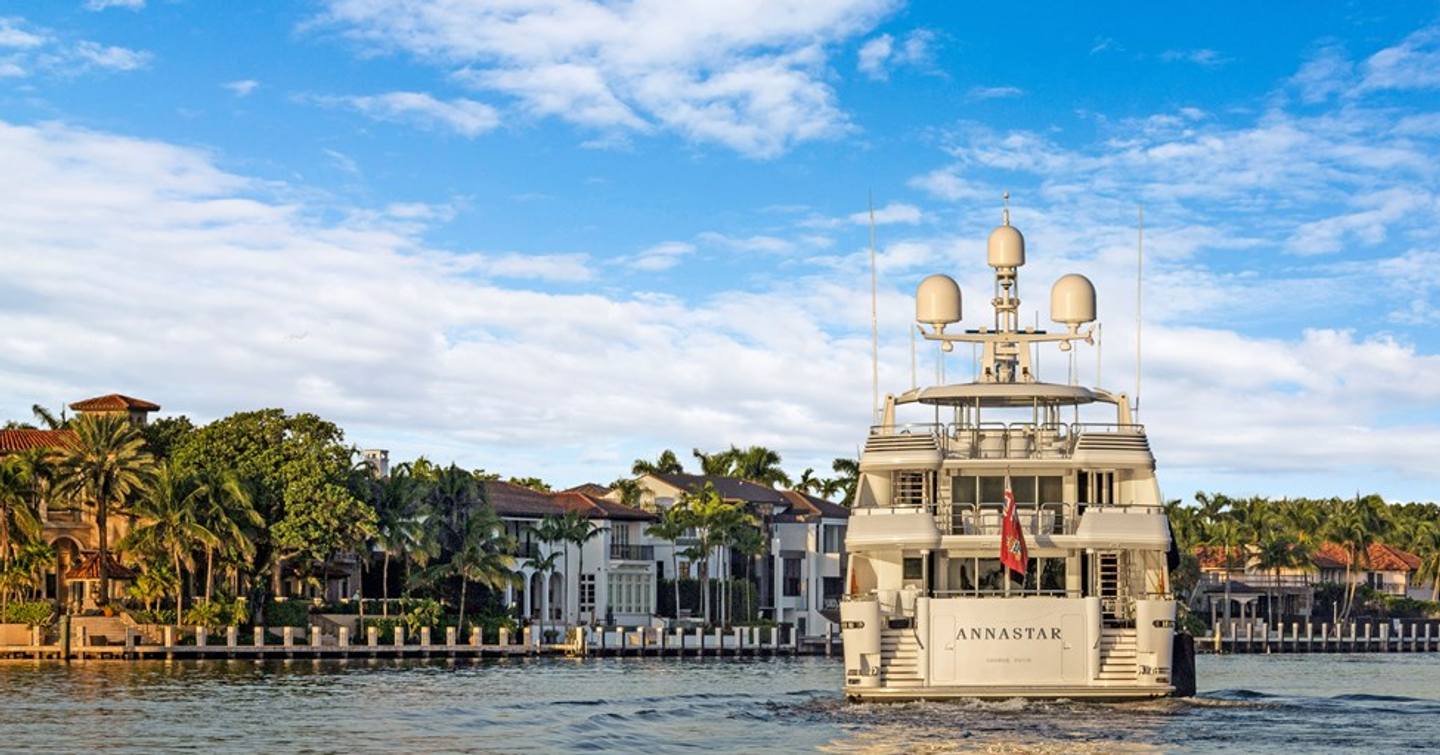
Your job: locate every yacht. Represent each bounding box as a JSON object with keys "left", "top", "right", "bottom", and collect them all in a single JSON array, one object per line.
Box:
[{"left": 841, "top": 202, "right": 1180, "bottom": 700}]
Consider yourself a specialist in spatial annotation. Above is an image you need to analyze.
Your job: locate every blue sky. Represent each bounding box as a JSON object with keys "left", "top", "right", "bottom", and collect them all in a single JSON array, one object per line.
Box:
[{"left": 3, "top": 1, "right": 1440, "bottom": 502}]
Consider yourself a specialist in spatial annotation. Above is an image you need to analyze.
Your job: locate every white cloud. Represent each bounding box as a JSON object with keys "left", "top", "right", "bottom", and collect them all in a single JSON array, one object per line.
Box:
[
  {"left": 72, "top": 40, "right": 150, "bottom": 71},
  {"left": 626, "top": 241, "right": 695, "bottom": 272},
  {"left": 1290, "top": 43, "right": 1353, "bottom": 103},
  {"left": 696, "top": 231, "right": 797, "bottom": 254},
  {"left": 0, "top": 17, "right": 46, "bottom": 49},
  {"left": 313, "top": 0, "right": 896, "bottom": 157},
  {"left": 84, "top": 0, "right": 145, "bottom": 10},
  {"left": 1358, "top": 25, "right": 1440, "bottom": 93},
  {"left": 322, "top": 91, "right": 500, "bottom": 137},
  {"left": 967, "top": 85, "right": 1024, "bottom": 100},
  {"left": 223, "top": 79, "right": 260, "bottom": 97},
  {"left": 0, "top": 17, "right": 150, "bottom": 77},
  {"left": 856, "top": 28, "right": 936, "bottom": 81},
  {"left": 0, "top": 118, "right": 880, "bottom": 486},
  {"left": 1160, "top": 48, "right": 1230, "bottom": 67},
  {"left": 847, "top": 202, "right": 923, "bottom": 225},
  {"left": 857, "top": 34, "right": 893, "bottom": 79}
]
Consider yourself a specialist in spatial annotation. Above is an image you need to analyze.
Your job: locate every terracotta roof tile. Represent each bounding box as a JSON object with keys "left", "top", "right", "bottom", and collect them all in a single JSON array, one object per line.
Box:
[
  {"left": 553, "top": 492, "right": 655, "bottom": 522},
  {"left": 779, "top": 490, "right": 850, "bottom": 520},
  {"left": 481, "top": 480, "right": 565, "bottom": 518},
  {"left": 561, "top": 483, "right": 613, "bottom": 497},
  {"left": 1312, "top": 542, "right": 1420, "bottom": 572},
  {"left": 0, "top": 429, "right": 75, "bottom": 455},
  {"left": 69, "top": 394, "right": 161, "bottom": 412}
]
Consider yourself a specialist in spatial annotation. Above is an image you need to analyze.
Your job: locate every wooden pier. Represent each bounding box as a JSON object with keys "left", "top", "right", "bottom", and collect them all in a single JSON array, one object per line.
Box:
[
  {"left": 1198, "top": 619, "right": 1440, "bottom": 654},
  {"left": 0, "top": 623, "right": 840, "bottom": 661}
]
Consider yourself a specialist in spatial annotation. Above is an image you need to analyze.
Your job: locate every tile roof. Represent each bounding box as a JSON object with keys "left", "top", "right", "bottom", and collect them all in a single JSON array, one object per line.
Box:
[
  {"left": 0, "top": 429, "right": 76, "bottom": 455},
  {"left": 481, "top": 480, "right": 565, "bottom": 518},
  {"left": 649, "top": 473, "right": 790, "bottom": 505},
  {"left": 1194, "top": 545, "right": 1248, "bottom": 570},
  {"left": 552, "top": 492, "right": 655, "bottom": 522},
  {"left": 778, "top": 490, "right": 850, "bottom": 520},
  {"left": 561, "top": 483, "right": 613, "bottom": 497},
  {"left": 1313, "top": 542, "right": 1421, "bottom": 572},
  {"left": 69, "top": 394, "right": 161, "bottom": 412},
  {"left": 66, "top": 551, "right": 137, "bottom": 580}
]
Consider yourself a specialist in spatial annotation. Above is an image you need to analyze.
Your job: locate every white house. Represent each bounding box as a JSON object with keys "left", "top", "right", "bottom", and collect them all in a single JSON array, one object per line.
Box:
[
  {"left": 612, "top": 473, "right": 849, "bottom": 638},
  {"left": 483, "top": 481, "right": 659, "bottom": 631}
]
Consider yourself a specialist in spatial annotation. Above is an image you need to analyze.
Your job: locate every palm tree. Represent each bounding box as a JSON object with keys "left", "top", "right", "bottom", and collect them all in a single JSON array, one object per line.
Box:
[
  {"left": 830, "top": 457, "right": 859, "bottom": 506},
  {"left": 1415, "top": 523, "right": 1440, "bottom": 602},
  {"left": 1328, "top": 494, "right": 1388, "bottom": 620},
  {"left": 729, "top": 446, "right": 791, "bottom": 488},
  {"left": 1254, "top": 529, "right": 1311, "bottom": 623},
  {"left": 449, "top": 505, "right": 516, "bottom": 636},
  {"left": 31, "top": 404, "right": 66, "bottom": 430},
  {"left": 49, "top": 412, "right": 155, "bottom": 606},
  {"left": 195, "top": 473, "right": 262, "bottom": 604},
  {"left": 645, "top": 503, "right": 692, "bottom": 619},
  {"left": 795, "top": 468, "right": 823, "bottom": 495},
  {"left": 730, "top": 523, "right": 765, "bottom": 623},
  {"left": 0, "top": 457, "right": 42, "bottom": 614},
  {"left": 1202, "top": 517, "right": 1244, "bottom": 624},
  {"left": 120, "top": 463, "right": 214, "bottom": 622},
  {"left": 608, "top": 477, "right": 644, "bottom": 508},
  {"left": 692, "top": 448, "right": 735, "bottom": 476},
  {"left": 560, "top": 510, "right": 606, "bottom": 623},
  {"left": 631, "top": 450, "right": 684, "bottom": 476},
  {"left": 529, "top": 515, "right": 571, "bottom": 623},
  {"left": 369, "top": 470, "right": 429, "bottom": 607},
  {"left": 681, "top": 483, "right": 740, "bottom": 626},
  {"left": 523, "top": 550, "right": 561, "bottom": 641}
]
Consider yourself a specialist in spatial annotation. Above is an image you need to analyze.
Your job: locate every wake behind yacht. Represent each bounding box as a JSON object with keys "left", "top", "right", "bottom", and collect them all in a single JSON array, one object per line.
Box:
[{"left": 841, "top": 202, "right": 1181, "bottom": 700}]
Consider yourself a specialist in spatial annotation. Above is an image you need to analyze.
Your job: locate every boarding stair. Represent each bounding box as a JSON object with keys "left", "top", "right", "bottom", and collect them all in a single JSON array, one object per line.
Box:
[
  {"left": 879, "top": 628, "right": 925, "bottom": 688},
  {"left": 1097, "top": 627, "right": 1138, "bottom": 682}
]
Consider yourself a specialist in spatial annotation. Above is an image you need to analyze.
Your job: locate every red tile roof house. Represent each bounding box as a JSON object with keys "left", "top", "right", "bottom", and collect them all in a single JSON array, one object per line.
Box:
[
  {"left": 1312, "top": 542, "right": 1424, "bottom": 598},
  {"left": 1193, "top": 540, "right": 1428, "bottom": 625},
  {"left": 0, "top": 394, "right": 160, "bottom": 613}
]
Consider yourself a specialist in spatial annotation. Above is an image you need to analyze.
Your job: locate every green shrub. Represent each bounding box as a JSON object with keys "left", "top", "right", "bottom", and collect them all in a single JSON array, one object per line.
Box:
[
  {"left": 3, "top": 601, "right": 55, "bottom": 627},
  {"left": 130, "top": 608, "right": 176, "bottom": 625},
  {"left": 263, "top": 600, "right": 310, "bottom": 627},
  {"left": 184, "top": 600, "right": 226, "bottom": 629}
]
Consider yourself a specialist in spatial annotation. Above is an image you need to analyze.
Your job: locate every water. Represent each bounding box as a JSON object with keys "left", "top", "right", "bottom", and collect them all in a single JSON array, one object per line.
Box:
[{"left": 2, "top": 654, "right": 1438, "bottom": 753}]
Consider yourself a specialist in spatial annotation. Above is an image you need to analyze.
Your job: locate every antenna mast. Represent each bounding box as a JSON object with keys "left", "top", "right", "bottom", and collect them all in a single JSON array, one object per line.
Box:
[
  {"left": 869, "top": 192, "right": 879, "bottom": 420},
  {"left": 1135, "top": 205, "right": 1143, "bottom": 419}
]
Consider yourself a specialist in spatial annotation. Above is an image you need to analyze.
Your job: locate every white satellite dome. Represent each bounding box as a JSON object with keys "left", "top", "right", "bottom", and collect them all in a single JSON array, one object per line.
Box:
[
  {"left": 916, "top": 274, "right": 962, "bottom": 327},
  {"left": 987, "top": 224, "right": 1025, "bottom": 269},
  {"left": 1050, "top": 273, "right": 1097, "bottom": 325}
]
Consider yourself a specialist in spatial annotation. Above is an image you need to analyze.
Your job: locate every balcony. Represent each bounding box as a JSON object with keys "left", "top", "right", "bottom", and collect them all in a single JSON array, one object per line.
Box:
[
  {"left": 940, "top": 502, "right": 1072, "bottom": 536},
  {"left": 865, "top": 422, "right": 1149, "bottom": 462},
  {"left": 610, "top": 544, "right": 654, "bottom": 561}
]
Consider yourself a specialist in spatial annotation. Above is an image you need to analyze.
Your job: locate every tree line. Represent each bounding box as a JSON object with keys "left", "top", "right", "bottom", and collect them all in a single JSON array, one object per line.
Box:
[{"left": 1166, "top": 493, "right": 1440, "bottom": 622}]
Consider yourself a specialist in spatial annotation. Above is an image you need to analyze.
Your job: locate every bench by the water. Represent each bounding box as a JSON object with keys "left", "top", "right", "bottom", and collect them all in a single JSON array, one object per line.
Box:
[{"left": 1198, "top": 619, "right": 1440, "bottom": 654}]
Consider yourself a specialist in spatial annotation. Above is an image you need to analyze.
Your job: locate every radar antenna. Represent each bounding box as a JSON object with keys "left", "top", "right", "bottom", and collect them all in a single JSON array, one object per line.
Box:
[{"left": 913, "top": 193, "right": 1098, "bottom": 385}]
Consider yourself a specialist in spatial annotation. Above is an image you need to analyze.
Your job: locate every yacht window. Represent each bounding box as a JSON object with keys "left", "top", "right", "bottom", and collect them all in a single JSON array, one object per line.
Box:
[
  {"left": 952, "top": 475, "right": 978, "bottom": 505},
  {"left": 1039, "top": 476, "right": 1063, "bottom": 503},
  {"left": 979, "top": 476, "right": 1006, "bottom": 504},
  {"left": 1010, "top": 476, "right": 1036, "bottom": 503},
  {"left": 893, "top": 471, "right": 931, "bottom": 507},
  {"left": 1040, "top": 559, "right": 1067, "bottom": 594},
  {"left": 976, "top": 558, "right": 1005, "bottom": 592},
  {"left": 902, "top": 557, "right": 924, "bottom": 580}
]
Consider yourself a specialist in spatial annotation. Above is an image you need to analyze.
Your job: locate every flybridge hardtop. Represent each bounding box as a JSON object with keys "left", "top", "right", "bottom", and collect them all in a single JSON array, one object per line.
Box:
[{"left": 841, "top": 199, "right": 1183, "bottom": 701}]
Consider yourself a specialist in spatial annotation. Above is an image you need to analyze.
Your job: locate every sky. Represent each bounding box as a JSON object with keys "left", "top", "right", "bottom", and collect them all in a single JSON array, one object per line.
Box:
[{"left": 2, "top": 1, "right": 1440, "bottom": 502}]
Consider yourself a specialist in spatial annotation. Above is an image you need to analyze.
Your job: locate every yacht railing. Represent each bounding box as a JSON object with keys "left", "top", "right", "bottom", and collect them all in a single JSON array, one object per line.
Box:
[{"left": 866, "top": 422, "right": 1146, "bottom": 460}]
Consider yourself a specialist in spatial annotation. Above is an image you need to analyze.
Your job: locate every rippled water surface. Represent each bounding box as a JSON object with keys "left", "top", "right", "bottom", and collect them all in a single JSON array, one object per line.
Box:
[{"left": 2, "top": 654, "right": 1439, "bottom": 753}]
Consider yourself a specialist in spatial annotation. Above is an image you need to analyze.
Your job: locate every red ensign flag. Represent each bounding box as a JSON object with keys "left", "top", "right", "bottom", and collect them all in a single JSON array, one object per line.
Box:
[{"left": 1000, "top": 485, "right": 1028, "bottom": 576}]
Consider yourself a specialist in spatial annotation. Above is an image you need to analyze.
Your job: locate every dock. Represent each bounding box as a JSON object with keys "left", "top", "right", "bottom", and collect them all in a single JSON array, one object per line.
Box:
[
  {"left": 0, "top": 623, "right": 840, "bottom": 661},
  {"left": 1198, "top": 619, "right": 1440, "bottom": 654}
]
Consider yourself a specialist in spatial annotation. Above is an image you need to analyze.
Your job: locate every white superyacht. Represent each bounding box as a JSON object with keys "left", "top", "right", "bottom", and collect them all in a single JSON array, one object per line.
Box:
[{"left": 841, "top": 202, "right": 1181, "bottom": 700}]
